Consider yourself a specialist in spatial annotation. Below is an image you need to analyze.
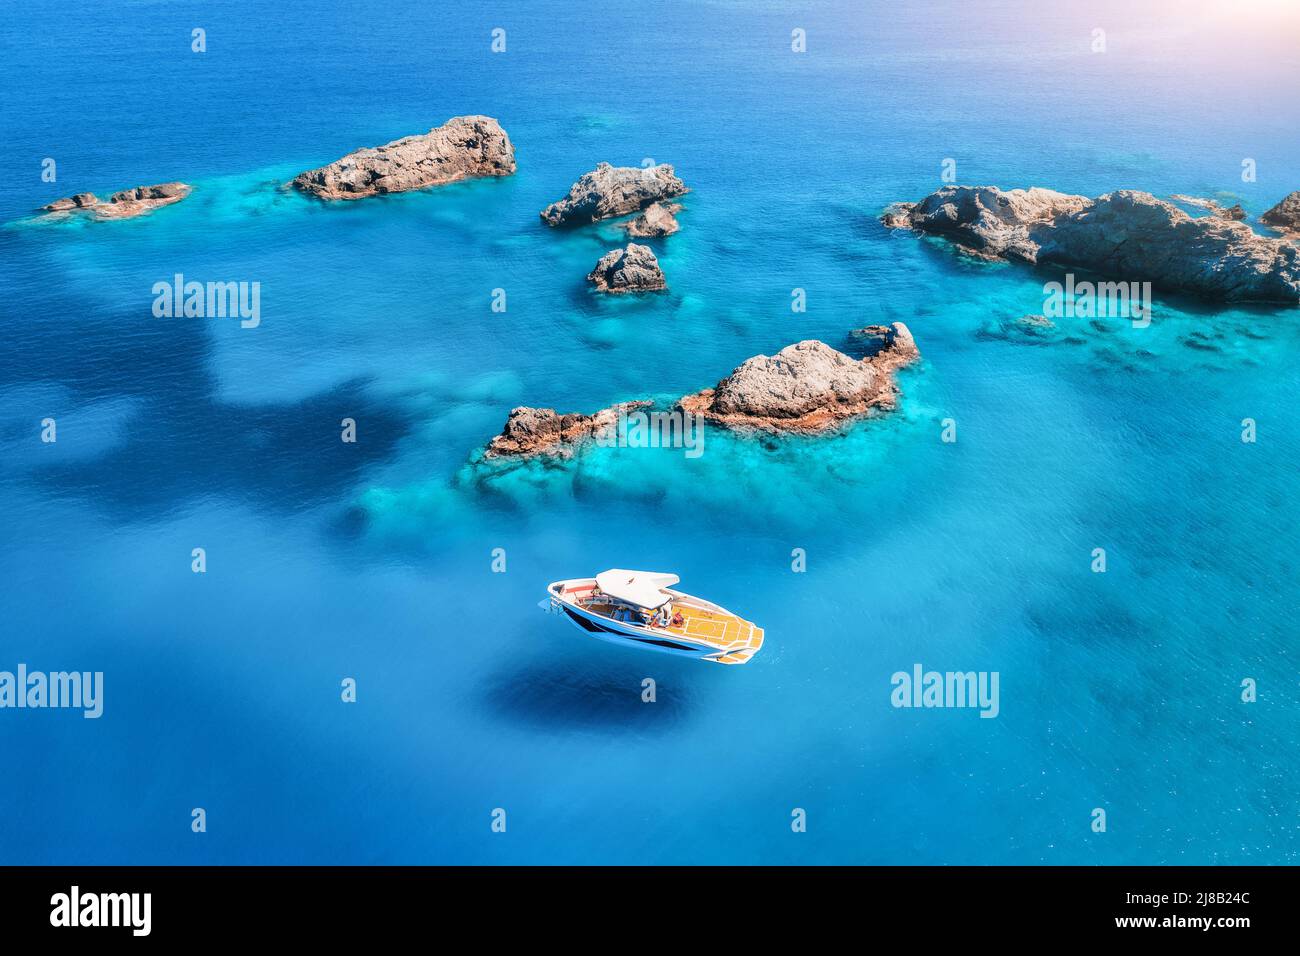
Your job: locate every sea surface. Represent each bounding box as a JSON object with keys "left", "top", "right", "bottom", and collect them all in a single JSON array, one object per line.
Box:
[{"left": 1, "top": 0, "right": 1298, "bottom": 864}]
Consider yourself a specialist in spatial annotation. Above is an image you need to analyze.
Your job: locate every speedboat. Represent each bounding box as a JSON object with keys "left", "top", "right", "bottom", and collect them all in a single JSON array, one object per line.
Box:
[{"left": 547, "top": 569, "right": 765, "bottom": 665}]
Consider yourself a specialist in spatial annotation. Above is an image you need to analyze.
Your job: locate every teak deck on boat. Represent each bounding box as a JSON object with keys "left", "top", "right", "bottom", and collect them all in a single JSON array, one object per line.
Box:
[{"left": 583, "top": 600, "right": 764, "bottom": 664}]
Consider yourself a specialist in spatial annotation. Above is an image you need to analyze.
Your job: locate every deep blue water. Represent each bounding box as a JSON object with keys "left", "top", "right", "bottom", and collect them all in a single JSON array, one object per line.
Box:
[{"left": 1, "top": 0, "right": 1298, "bottom": 864}]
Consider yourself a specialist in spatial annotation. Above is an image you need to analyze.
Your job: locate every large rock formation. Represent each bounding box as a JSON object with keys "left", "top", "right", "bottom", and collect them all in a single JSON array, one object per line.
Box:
[
  {"left": 1041, "top": 191, "right": 1300, "bottom": 301},
  {"left": 1261, "top": 190, "right": 1300, "bottom": 237},
  {"left": 883, "top": 186, "right": 1090, "bottom": 261},
  {"left": 481, "top": 324, "right": 921, "bottom": 459},
  {"left": 622, "top": 202, "right": 681, "bottom": 237},
  {"left": 291, "top": 116, "right": 515, "bottom": 200},
  {"left": 677, "top": 323, "right": 920, "bottom": 435},
  {"left": 587, "top": 243, "right": 667, "bottom": 293},
  {"left": 484, "top": 401, "right": 652, "bottom": 459},
  {"left": 884, "top": 185, "right": 1300, "bottom": 302},
  {"left": 541, "top": 162, "right": 688, "bottom": 227},
  {"left": 42, "top": 182, "right": 191, "bottom": 220}
]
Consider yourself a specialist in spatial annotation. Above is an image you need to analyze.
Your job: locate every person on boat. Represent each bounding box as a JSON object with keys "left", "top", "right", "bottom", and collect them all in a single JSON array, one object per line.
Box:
[
  {"left": 656, "top": 604, "right": 672, "bottom": 628},
  {"left": 671, "top": 609, "right": 684, "bottom": 627}
]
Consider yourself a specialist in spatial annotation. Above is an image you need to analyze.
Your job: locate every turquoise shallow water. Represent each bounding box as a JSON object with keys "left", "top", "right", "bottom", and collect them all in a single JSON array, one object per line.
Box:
[{"left": 1, "top": 0, "right": 1298, "bottom": 864}]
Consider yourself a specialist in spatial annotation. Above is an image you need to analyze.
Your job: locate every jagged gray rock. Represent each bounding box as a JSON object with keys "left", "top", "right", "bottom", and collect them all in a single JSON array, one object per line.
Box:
[
  {"left": 42, "top": 183, "right": 191, "bottom": 220},
  {"left": 1041, "top": 191, "right": 1300, "bottom": 301},
  {"left": 883, "top": 186, "right": 1089, "bottom": 261},
  {"left": 884, "top": 185, "right": 1300, "bottom": 302},
  {"left": 291, "top": 116, "right": 515, "bottom": 200},
  {"left": 587, "top": 243, "right": 667, "bottom": 293},
  {"left": 541, "top": 162, "right": 688, "bottom": 226}
]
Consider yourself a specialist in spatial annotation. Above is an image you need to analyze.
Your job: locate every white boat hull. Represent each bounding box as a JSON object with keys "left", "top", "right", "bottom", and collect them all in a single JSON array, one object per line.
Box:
[{"left": 547, "top": 578, "right": 764, "bottom": 665}]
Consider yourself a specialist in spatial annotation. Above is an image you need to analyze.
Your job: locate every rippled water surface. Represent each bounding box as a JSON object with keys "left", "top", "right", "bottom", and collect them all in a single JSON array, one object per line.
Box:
[{"left": 1, "top": 0, "right": 1297, "bottom": 863}]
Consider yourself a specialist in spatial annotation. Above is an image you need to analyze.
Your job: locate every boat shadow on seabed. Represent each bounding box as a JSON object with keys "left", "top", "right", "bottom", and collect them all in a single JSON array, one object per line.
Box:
[{"left": 479, "top": 636, "right": 702, "bottom": 733}]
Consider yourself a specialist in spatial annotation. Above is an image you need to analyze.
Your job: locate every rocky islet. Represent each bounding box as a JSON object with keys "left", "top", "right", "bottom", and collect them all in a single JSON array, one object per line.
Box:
[{"left": 883, "top": 185, "right": 1300, "bottom": 303}]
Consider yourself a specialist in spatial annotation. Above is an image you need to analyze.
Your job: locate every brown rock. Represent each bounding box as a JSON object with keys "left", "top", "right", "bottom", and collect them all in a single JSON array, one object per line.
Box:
[
  {"left": 109, "top": 183, "right": 189, "bottom": 203},
  {"left": 482, "top": 326, "right": 921, "bottom": 460},
  {"left": 42, "top": 183, "right": 190, "bottom": 220},
  {"left": 622, "top": 202, "right": 681, "bottom": 237},
  {"left": 849, "top": 322, "right": 922, "bottom": 358},
  {"left": 484, "top": 401, "right": 652, "bottom": 459},
  {"left": 291, "top": 116, "right": 516, "bottom": 200},
  {"left": 677, "top": 323, "right": 921, "bottom": 435}
]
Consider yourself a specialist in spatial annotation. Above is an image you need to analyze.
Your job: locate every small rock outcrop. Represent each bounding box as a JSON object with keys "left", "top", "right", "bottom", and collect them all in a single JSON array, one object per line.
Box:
[
  {"left": 677, "top": 323, "right": 920, "bottom": 435},
  {"left": 848, "top": 322, "right": 924, "bottom": 356},
  {"left": 1170, "top": 195, "right": 1249, "bottom": 222},
  {"left": 291, "top": 116, "right": 515, "bottom": 200},
  {"left": 42, "top": 182, "right": 191, "bottom": 220},
  {"left": 1262, "top": 190, "right": 1300, "bottom": 237},
  {"left": 43, "top": 192, "right": 100, "bottom": 212},
  {"left": 541, "top": 162, "right": 687, "bottom": 227},
  {"left": 884, "top": 185, "right": 1300, "bottom": 302},
  {"left": 622, "top": 202, "right": 681, "bottom": 237},
  {"left": 587, "top": 243, "right": 667, "bottom": 293},
  {"left": 484, "top": 401, "right": 652, "bottom": 459}
]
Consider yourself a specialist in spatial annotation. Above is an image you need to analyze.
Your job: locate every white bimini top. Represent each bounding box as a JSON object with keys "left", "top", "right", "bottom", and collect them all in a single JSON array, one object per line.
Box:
[{"left": 595, "top": 569, "right": 680, "bottom": 609}]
